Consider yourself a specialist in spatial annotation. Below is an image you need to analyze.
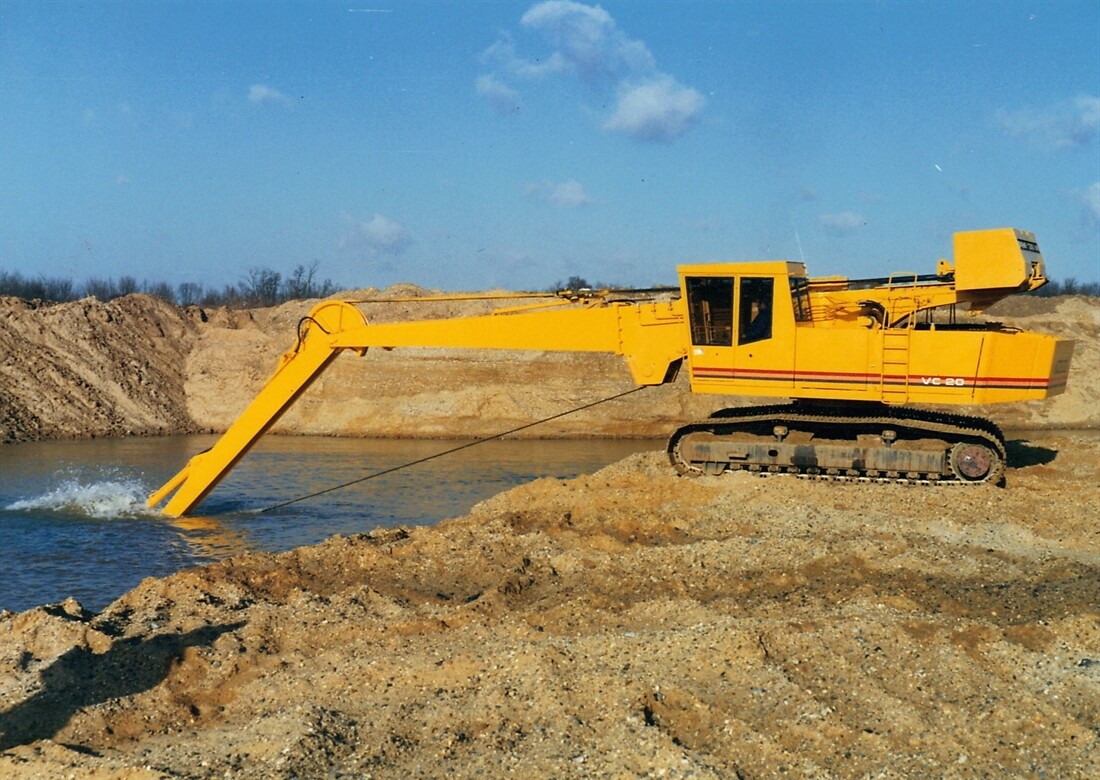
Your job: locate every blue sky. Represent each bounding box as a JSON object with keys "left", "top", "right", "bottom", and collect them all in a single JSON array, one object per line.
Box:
[{"left": 2, "top": 0, "right": 1098, "bottom": 292}]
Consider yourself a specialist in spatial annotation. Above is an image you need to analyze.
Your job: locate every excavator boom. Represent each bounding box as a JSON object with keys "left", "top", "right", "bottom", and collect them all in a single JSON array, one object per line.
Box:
[{"left": 149, "top": 298, "right": 687, "bottom": 517}]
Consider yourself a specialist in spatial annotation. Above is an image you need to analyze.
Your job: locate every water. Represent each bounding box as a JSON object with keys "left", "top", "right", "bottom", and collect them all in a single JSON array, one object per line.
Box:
[{"left": 0, "top": 435, "right": 659, "bottom": 614}]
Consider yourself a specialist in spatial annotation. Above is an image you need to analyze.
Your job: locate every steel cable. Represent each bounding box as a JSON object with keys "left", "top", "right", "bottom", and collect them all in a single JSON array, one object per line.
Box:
[{"left": 256, "top": 385, "right": 648, "bottom": 514}]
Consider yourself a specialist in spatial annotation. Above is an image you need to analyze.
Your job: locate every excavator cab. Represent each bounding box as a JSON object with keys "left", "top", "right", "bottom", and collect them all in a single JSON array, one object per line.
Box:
[{"left": 680, "top": 262, "right": 802, "bottom": 397}]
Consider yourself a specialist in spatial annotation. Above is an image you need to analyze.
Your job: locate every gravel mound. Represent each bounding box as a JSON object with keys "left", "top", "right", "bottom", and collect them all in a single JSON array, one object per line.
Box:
[{"left": 1, "top": 432, "right": 1097, "bottom": 778}]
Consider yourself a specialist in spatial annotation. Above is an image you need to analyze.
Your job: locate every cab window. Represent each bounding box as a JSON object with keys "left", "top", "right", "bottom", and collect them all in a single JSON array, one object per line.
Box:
[
  {"left": 790, "top": 277, "right": 812, "bottom": 322},
  {"left": 738, "top": 277, "right": 774, "bottom": 345},
  {"left": 686, "top": 277, "right": 733, "bottom": 346}
]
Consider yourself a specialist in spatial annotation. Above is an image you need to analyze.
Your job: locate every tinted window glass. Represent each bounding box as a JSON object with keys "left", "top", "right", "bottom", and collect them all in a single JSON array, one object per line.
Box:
[
  {"left": 738, "top": 277, "right": 774, "bottom": 345},
  {"left": 686, "top": 277, "right": 733, "bottom": 346}
]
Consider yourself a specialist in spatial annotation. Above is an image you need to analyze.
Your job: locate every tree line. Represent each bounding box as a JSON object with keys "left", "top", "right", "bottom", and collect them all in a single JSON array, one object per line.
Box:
[
  {"left": 550, "top": 275, "right": 1100, "bottom": 297},
  {"left": 1029, "top": 277, "right": 1100, "bottom": 297},
  {"left": 0, "top": 264, "right": 1095, "bottom": 307},
  {"left": 0, "top": 262, "right": 340, "bottom": 308}
]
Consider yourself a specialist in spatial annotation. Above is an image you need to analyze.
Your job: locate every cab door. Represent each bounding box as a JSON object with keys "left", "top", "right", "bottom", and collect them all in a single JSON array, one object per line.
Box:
[
  {"left": 730, "top": 276, "right": 795, "bottom": 393},
  {"left": 684, "top": 276, "right": 737, "bottom": 394},
  {"left": 684, "top": 273, "right": 795, "bottom": 397}
]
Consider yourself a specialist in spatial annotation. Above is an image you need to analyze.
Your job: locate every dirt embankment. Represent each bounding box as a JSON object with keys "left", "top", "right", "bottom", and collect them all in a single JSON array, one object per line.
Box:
[
  {"left": 0, "top": 295, "right": 201, "bottom": 442},
  {"left": 1, "top": 291, "right": 1097, "bottom": 445},
  {"left": 0, "top": 432, "right": 1097, "bottom": 778}
]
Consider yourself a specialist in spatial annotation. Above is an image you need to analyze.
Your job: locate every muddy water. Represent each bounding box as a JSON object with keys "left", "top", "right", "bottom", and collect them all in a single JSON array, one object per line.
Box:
[{"left": 0, "top": 435, "right": 660, "bottom": 613}]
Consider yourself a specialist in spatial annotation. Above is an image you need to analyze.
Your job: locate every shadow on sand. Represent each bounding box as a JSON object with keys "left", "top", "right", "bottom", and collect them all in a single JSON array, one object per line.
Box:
[
  {"left": 1005, "top": 438, "right": 1059, "bottom": 469},
  {"left": 0, "top": 621, "right": 244, "bottom": 751}
]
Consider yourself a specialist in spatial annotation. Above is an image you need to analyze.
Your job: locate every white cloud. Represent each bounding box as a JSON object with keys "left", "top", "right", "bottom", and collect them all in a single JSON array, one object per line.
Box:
[
  {"left": 819, "top": 211, "right": 866, "bottom": 235},
  {"left": 998, "top": 94, "right": 1100, "bottom": 149},
  {"left": 248, "top": 83, "right": 293, "bottom": 107},
  {"left": 519, "top": 0, "right": 654, "bottom": 83},
  {"left": 475, "top": 74, "right": 521, "bottom": 114},
  {"left": 525, "top": 179, "right": 591, "bottom": 208},
  {"left": 342, "top": 213, "right": 412, "bottom": 255},
  {"left": 603, "top": 76, "right": 705, "bottom": 143},
  {"left": 482, "top": 34, "right": 562, "bottom": 79},
  {"left": 478, "top": 1, "right": 704, "bottom": 143}
]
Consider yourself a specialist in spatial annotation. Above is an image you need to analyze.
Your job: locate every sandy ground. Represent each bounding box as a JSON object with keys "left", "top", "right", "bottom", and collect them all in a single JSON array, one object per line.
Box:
[
  {"left": 0, "top": 431, "right": 1097, "bottom": 779},
  {"left": 0, "top": 295, "right": 199, "bottom": 442},
  {"left": 0, "top": 291, "right": 1097, "bottom": 778}
]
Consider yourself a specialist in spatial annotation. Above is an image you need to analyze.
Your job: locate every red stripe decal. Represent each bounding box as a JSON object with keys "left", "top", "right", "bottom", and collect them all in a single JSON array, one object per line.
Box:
[{"left": 692, "top": 366, "right": 1055, "bottom": 389}]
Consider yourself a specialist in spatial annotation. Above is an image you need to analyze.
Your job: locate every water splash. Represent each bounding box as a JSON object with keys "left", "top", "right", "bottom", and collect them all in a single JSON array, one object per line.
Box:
[{"left": 6, "top": 478, "right": 153, "bottom": 519}]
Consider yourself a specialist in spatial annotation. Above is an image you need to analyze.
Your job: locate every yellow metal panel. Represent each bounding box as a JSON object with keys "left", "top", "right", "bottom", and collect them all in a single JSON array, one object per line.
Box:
[
  {"left": 954, "top": 228, "right": 1040, "bottom": 291},
  {"left": 678, "top": 260, "right": 795, "bottom": 278},
  {"left": 904, "top": 330, "right": 983, "bottom": 404},
  {"left": 792, "top": 329, "right": 874, "bottom": 398},
  {"left": 969, "top": 330, "right": 1073, "bottom": 404}
]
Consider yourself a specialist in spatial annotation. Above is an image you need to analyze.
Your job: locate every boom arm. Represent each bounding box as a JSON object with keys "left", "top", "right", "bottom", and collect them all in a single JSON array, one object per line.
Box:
[{"left": 149, "top": 297, "right": 687, "bottom": 516}]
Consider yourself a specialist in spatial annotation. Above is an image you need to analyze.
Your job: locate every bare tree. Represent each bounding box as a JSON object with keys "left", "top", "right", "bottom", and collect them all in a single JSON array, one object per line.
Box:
[
  {"left": 143, "top": 280, "right": 175, "bottom": 302},
  {"left": 177, "top": 282, "right": 203, "bottom": 306},
  {"left": 241, "top": 267, "right": 281, "bottom": 306},
  {"left": 83, "top": 277, "right": 118, "bottom": 301},
  {"left": 117, "top": 276, "right": 139, "bottom": 296},
  {"left": 283, "top": 262, "right": 317, "bottom": 299}
]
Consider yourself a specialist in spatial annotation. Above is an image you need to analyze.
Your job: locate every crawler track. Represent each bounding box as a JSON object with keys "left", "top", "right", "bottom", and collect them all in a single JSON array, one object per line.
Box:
[{"left": 667, "top": 403, "right": 1007, "bottom": 485}]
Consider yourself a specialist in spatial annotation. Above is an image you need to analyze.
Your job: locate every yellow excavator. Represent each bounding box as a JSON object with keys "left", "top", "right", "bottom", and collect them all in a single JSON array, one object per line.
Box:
[{"left": 150, "top": 228, "right": 1073, "bottom": 517}]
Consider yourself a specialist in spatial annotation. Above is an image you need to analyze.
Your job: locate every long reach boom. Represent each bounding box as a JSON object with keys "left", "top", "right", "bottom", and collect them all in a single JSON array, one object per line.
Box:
[{"left": 150, "top": 228, "right": 1073, "bottom": 516}]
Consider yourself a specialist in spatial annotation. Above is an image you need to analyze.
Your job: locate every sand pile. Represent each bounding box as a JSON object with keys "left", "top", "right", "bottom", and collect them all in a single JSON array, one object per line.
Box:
[{"left": 0, "top": 295, "right": 200, "bottom": 442}]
